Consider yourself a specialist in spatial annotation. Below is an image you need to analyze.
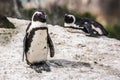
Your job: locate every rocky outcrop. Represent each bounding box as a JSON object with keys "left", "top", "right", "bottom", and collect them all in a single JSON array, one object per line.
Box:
[{"left": 0, "top": 18, "right": 120, "bottom": 80}]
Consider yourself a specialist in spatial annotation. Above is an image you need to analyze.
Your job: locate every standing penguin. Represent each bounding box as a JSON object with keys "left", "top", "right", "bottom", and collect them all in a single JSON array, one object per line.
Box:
[
  {"left": 64, "top": 14, "right": 108, "bottom": 37},
  {"left": 23, "top": 11, "right": 55, "bottom": 73}
]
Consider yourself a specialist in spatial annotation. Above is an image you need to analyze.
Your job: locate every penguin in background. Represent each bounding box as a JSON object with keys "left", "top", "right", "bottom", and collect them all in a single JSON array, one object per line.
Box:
[
  {"left": 23, "top": 11, "right": 55, "bottom": 73},
  {"left": 64, "top": 14, "right": 108, "bottom": 37}
]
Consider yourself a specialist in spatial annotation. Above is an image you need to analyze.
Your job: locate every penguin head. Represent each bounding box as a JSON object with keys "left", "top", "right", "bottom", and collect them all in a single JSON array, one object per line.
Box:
[
  {"left": 32, "top": 11, "right": 47, "bottom": 23},
  {"left": 64, "top": 14, "right": 75, "bottom": 24}
]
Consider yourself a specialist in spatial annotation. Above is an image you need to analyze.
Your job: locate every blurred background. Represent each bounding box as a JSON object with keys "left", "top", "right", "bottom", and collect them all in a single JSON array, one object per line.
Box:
[{"left": 0, "top": 0, "right": 120, "bottom": 40}]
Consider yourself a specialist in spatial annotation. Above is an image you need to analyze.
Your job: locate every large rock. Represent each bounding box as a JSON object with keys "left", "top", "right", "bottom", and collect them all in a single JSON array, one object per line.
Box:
[{"left": 0, "top": 18, "right": 120, "bottom": 80}]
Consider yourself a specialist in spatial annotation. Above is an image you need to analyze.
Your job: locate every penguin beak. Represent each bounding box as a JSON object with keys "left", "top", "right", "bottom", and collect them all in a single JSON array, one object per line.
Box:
[{"left": 40, "top": 15, "right": 46, "bottom": 20}]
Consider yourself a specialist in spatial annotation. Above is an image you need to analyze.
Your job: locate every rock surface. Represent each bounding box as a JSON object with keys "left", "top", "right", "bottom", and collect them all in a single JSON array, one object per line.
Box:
[{"left": 0, "top": 18, "right": 120, "bottom": 80}]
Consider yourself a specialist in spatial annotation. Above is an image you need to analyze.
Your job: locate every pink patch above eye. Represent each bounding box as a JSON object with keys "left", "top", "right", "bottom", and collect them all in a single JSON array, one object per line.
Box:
[
  {"left": 37, "top": 13, "right": 42, "bottom": 16},
  {"left": 68, "top": 16, "right": 71, "bottom": 18}
]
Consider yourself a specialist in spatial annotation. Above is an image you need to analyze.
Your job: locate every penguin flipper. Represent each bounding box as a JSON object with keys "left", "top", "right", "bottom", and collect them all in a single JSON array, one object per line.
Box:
[
  {"left": 23, "top": 33, "right": 28, "bottom": 61},
  {"left": 91, "top": 20, "right": 108, "bottom": 36},
  {"left": 83, "top": 22, "right": 100, "bottom": 37},
  {"left": 26, "top": 22, "right": 31, "bottom": 32},
  {"left": 23, "top": 22, "right": 31, "bottom": 61},
  {"left": 47, "top": 34, "right": 55, "bottom": 57}
]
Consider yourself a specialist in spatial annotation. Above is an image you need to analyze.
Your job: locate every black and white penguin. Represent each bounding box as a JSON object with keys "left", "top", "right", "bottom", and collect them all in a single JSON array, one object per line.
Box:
[
  {"left": 64, "top": 14, "right": 108, "bottom": 37},
  {"left": 23, "top": 11, "right": 55, "bottom": 73}
]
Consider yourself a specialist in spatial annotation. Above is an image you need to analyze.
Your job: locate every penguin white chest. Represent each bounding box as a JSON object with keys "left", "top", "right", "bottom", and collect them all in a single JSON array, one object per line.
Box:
[{"left": 27, "top": 29, "right": 48, "bottom": 63}]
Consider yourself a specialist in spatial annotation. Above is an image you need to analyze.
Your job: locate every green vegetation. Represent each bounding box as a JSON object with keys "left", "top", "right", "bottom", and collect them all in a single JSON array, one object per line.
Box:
[
  {"left": 5, "top": 22, "right": 15, "bottom": 29},
  {"left": 0, "top": 15, "right": 15, "bottom": 29},
  {"left": 106, "top": 22, "right": 120, "bottom": 40},
  {"left": 45, "top": 5, "right": 69, "bottom": 26},
  {"left": 0, "top": 22, "right": 15, "bottom": 29},
  {"left": 80, "top": 12, "right": 96, "bottom": 20},
  {"left": 71, "top": 11, "right": 96, "bottom": 20},
  {"left": 22, "top": 8, "right": 36, "bottom": 20},
  {"left": 45, "top": 5, "right": 96, "bottom": 26}
]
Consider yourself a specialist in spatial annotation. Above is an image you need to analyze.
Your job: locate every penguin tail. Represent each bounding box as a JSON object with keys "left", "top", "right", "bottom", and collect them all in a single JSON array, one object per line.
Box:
[{"left": 103, "top": 31, "right": 109, "bottom": 36}]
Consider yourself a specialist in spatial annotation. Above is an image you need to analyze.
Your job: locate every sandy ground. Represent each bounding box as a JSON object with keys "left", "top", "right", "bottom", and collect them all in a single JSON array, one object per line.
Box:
[{"left": 0, "top": 18, "right": 120, "bottom": 80}]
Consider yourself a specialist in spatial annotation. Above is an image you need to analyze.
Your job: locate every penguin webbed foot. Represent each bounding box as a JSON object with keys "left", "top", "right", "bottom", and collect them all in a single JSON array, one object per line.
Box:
[
  {"left": 30, "top": 65, "right": 42, "bottom": 73},
  {"left": 30, "top": 61, "right": 51, "bottom": 73}
]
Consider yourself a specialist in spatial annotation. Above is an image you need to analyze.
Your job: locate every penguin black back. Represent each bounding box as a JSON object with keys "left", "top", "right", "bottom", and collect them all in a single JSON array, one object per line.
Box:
[{"left": 64, "top": 14, "right": 108, "bottom": 37}]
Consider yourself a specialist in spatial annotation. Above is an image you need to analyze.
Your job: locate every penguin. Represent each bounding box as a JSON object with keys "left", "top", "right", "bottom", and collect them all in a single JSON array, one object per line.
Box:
[
  {"left": 64, "top": 14, "right": 108, "bottom": 37},
  {"left": 23, "top": 11, "right": 55, "bottom": 73}
]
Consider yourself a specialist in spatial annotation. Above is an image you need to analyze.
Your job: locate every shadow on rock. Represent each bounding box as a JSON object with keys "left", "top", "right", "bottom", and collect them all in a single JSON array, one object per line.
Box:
[
  {"left": 48, "top": 59, "right": 92, "bottom": 68},
  {"left": 30, "top": 61, "right": 51, "bottom": 73}
]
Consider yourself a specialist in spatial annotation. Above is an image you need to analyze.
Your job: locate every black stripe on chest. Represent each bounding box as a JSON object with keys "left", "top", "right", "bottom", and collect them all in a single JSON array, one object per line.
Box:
[{"left": 26, "top": 27, "right": 48, "bottom": 53}]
